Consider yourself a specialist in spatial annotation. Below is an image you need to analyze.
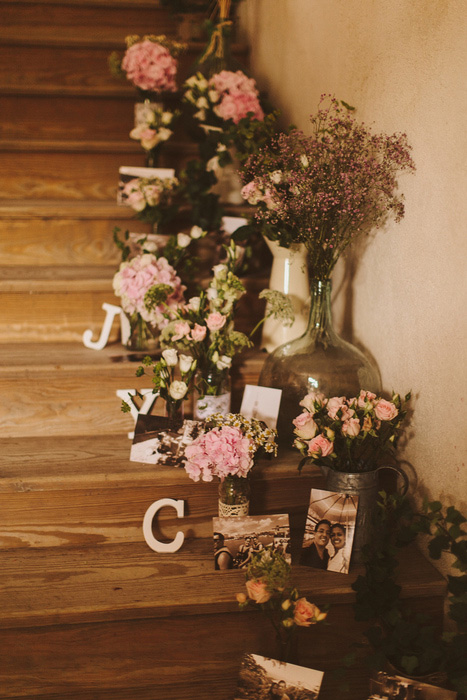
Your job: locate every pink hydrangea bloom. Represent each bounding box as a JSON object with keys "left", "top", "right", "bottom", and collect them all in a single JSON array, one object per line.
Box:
[
  {"left": 209, "top": 70, "right": 264, "bottom": 124},
  {"left": 121, "top": 40, "right": 177, "bottom": 93},
  {"left": 113, "top": 254, "right": 185, "bottom": 328},
  {"left": 184, "top": 425, "right": 253, "bottom": 482}
]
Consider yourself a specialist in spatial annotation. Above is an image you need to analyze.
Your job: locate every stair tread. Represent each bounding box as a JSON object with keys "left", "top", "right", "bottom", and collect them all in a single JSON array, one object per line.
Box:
[
  {"left": 1, "top": 138, "right": 196, "bottom": 154},
  {"left": 0, "top": 265, "right": 116, "bottom": 292}
]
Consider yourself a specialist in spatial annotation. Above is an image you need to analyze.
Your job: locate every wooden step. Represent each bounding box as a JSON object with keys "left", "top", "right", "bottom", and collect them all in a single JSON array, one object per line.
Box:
[
  {"left": 0, "top": 35, "right": 248, "bottom": 94},
  {"left": 1, "top": 141, "right": 199, "bottom": 200},
  {"left": 0, "top": 343, "right": 266, "bottom": 437},
  {"left": 0, "top": 533, "right": 446, "bottom": 700},
  {"left": 0, "top": 201, "right": 137, "bottom": 267},
  {"left": 0, "top": 0, "right": 179, "bottom": 33},
  {"left": 0, "top": 438, "right": 319, "bottom": 549}
]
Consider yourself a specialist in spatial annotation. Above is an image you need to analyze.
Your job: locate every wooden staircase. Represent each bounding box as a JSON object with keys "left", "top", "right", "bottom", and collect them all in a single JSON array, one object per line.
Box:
[{"left": 0, "top": 2, "right": 446, "bottom": 698}]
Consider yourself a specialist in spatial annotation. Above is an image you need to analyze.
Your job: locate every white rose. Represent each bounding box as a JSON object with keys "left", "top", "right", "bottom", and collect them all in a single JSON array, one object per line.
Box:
[
  {"left": 190, "top": 225, "right": 205, "bottom": 239},
  {"left": 184, "top": 89, "right": 195, "bottom": 104},
  {"left": 177, "top": 233, "right": 191, "bottom": 248},
  {"left": 161, "top": 111, "right": 173, "bottom": 125},
  {"left": 196, "top": 96, "right": 209, "bottom": 109},
  {"left": 206, "top": 156, "right": 219, "bottom": 172},
  {"left": 212, "top": 263, "right": 228, "bottom": 278},
  {"left": 207, "top": 288, "right": 218, "bottom": 300},
  {"left": 184, "top": 75, "right": 198, "bottom": 88},
  {"left": 216, "top": 355, "right": 232, "bottom": 371},
  {"left": 158, "top": 127, "right": 172, "bottom": 142},
  {"left": 188, "top": 296, "right": 201, "bottom": 311},
  {"left": 194, "top": 109, "right": 206, "bottom": 121},
  {"left": 208, "top": 89, "right": 219, "bottom": 103},
  {"left": 169, "top": 381, "right": 188, "bottom": 401},
  {"left": 179, "top": 354, "right": 194, "bottom": 374},
  {"left": 271, "top": 170, "right": 283, "bottom": 184},
  {"left": 162, "top": 348, "right": 178, "bottom": 367}
]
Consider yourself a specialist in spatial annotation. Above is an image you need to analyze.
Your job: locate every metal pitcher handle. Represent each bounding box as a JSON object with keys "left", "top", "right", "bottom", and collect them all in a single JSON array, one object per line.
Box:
[{"left": 375, "top": 463, "right": 409, "bottom": 496}]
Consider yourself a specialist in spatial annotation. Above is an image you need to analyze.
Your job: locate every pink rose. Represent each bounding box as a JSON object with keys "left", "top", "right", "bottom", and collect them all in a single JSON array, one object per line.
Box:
[
  {"left": 293, "top": 598, "right": 322, "bottom": 626},
  {"left": 357, "top": 390, "right": 377, "bottom": 408},
  {"left": 293, "top": 412, "right": 318, "bottom": 440},
  {"left": 374, "top": 399, "right": 399, "bottom": 421},
  {"left": 307, "top": 434, "right": 333, "bottom": 458},
  {"left": 206, "top": 312, "right": 226, "bottom": 332},
  {"left": 190, "top": 323, "right": 207, "bottom": 342},
  {"left": 342, "top": 418, "right": 361, "bottom": 437},
  {"left": 326, "top": 396, "right": 347, "bottom": 420},
  {"left": 245, "top": 579, "right": 271, "bottom": 604},
  {"left": 299, "top": 391, "right": 325, "bottom": 412},
  {"left": 172, "top": 321, "right": 191, "bottom": 341}
]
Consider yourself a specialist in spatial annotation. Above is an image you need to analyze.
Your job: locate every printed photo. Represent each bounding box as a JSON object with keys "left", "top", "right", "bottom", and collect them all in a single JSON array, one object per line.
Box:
[
  {"left": 130, "top": 413, "right": 203, "bottom": 467},
  {"left": 117, "top": 165, "right": 175, "bottom": 204},
  {"left": 212, "top": 514, "right": 291, "bottom": 571},
  {"left": 300, "top": 488, "right": 358, "bottom": 574},
  {"left": 235, "top": 653, "right": 324, "bottom": 700},
  {"left": 368, "top": 670, "right": 457, "bottom": 700}
]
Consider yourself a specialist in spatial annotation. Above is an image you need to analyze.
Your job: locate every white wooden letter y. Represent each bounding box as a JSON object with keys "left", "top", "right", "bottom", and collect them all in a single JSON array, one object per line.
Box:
[{"left": 116, "top": 388, "right": 159, "bottom": 439}]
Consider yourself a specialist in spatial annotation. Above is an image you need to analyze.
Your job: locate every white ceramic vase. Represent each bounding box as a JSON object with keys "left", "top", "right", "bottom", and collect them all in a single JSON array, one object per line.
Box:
[{"left": 261, "top": 239, "right": 310, "bottom": 352}]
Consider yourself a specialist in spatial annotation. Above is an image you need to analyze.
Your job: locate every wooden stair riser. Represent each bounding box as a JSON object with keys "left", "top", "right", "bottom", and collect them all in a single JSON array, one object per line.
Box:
[
  {"left": 0, "top": 216, "right": 129, "bottom": 267},
  {"left": 0, "top": 471, "right": 316, "bottom": 550},
  {"left": 1, "top": 94, "right": 138, "bottom": 142},
  {"left": 0, "top": 285, "right": 122, "bottom": 342},
  {"left": 0, "top": 608, "right": 376, "bottom": 700},
  {"left": 0, "top": 2, "right": 178, "bottom": 33},
  {"left": 1, "top": 147, "right": 199, "bottom": 200},
  {"left": 0, "top": 42, "right": 230, "bottom": 93}
]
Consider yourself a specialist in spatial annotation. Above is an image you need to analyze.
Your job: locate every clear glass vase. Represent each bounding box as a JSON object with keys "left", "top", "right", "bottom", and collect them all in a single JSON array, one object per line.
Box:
[
  {"left": 121, "top": 312, "right": 159, "bottom": 352},
  {"left": 259, "top": 279, "right": 381, "bottom": 445},
  {"left": 218, "top": 475, "right": 250, "bottom": 517},
  {"left": 193, "top": 369, "right": 231, "bottom": 420}
]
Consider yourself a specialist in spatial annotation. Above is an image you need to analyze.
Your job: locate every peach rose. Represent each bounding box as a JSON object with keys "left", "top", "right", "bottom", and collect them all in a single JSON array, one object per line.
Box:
[
  {"left": 357, "top": 390, "right": 377, "bottom": 408},
  {"left": 191, "top": 323, "right": 207, "bottom": 342},
  {"left": 293, "top": 598, "right": 326, "bottom": 626},
  {"left": 299, "top": 391, "right": 325, "bottom": 412},
  {"left": 374, "top": 399, "right": 399, "bottom": 421},
  {"left": 245, "top": 579, "right": 272, "bottom": 604},
  {"left": 342, "top": 417, "right": 361, "bottom": 437},
  {"left": 307, "top": 434, "right": 333, "bottom": 457},
  {"left": 326, "top": 396, "right": 346, "bottom": 419},
  {"left": 293, "top": 412, "right": 318, "bottom": 440}
]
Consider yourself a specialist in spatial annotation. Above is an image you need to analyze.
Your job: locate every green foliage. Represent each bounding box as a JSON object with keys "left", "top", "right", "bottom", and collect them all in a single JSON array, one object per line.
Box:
[
  {"left": 351, "top": 491, "right": 467, "bottom": 692},
  {"left": 113, "top": 227, "right": 131, "bottom": 262}
]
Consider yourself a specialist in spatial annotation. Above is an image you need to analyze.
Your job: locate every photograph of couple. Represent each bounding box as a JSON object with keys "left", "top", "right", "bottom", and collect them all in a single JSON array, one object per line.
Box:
[
  {"left": 234, "top": 653, "right": 323, "bottom": 700},
  {"left": 300, "top": 488, "right": 358, "bottom": 574}
]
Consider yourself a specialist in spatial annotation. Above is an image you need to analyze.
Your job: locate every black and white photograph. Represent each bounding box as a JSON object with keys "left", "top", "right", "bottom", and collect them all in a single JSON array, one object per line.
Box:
[
  {"left": 130, "top": 413, "right": 203, "bottom": 467},
  {"left": 212, "top": 514, "right": 291, "bottom": 571},
  {"left": 234, "top": 653, "right": 324, "bottom": 700},
  {"left": 300, "top": 488, "right": 358, "bottom": 574},
  {"left": 368, "top": 670, "right": 457, "bottom": 700}
]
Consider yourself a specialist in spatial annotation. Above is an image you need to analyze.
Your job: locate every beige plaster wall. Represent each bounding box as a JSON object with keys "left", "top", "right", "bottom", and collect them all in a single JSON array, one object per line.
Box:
[{"left": 238, "top": 0, "right": 467, "bottom": 511}]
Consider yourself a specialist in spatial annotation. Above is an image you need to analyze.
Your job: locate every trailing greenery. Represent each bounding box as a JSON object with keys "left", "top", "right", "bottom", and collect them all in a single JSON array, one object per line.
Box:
[{"left": 351, "top": 491, "right": 467, "bottom": 694}]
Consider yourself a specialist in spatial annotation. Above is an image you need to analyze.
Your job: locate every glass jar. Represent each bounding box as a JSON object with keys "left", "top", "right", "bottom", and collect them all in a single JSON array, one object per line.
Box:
[
  {"left": 193, "top": 369, "right": 231, "bottom": 420},
  {"left": 259, "top": 279, "right": 381, "bottom": 444},
  {"left": 121, "top": 312, "right": 159, "bottom": 352},
  {"left": 218, "top": 475, "right": 250, "bottom": 517}
]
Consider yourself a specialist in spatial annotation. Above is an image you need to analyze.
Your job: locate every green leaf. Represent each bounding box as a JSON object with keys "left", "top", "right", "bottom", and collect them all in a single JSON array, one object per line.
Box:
[{"left": 121, "top": 400, "right": 131, "bottom": 413}]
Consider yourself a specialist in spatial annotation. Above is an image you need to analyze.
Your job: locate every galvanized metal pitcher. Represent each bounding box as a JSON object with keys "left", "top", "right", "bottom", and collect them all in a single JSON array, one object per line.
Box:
[{"left": 320, "top": 464, "right": 409, "bottom": 565}]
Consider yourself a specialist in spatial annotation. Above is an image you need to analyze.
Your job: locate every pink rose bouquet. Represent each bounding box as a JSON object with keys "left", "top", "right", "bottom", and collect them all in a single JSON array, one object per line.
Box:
[
  {"left": 293, "top": 390, "right": 411, "bottom": 473},
  {"left": 110, "top": 35, "right": 186, "bottom": 94},
  {"left": 237, "top": 546, "right": 328, "bottom": 662},
  {"left": 184, "top": 412, "right": 277, "bottom": 483}
]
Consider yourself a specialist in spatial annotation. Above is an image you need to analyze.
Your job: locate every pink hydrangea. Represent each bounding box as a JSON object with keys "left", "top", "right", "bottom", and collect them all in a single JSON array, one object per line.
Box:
[
  {"left": 121, "top": 40, "right": 177, "bottom": 93},
  {"left": 184, "top": 425, "right": 253, "bottom": 482},
  {"left": 113, "top": 254, "right": 185, "bottom": 328},
  {"left": 209, "top": 70, "right": 264, "bottom": 124}
]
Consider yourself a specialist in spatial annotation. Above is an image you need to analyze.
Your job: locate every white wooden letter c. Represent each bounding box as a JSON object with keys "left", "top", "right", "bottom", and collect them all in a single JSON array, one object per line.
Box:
[{"left": 142, "top": 498, "right": 185, "bottom": 553}]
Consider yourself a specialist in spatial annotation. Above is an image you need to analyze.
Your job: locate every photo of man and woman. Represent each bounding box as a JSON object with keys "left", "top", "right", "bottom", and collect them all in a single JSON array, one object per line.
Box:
[
  {"left": 234, "top": 653, "right": 323, "bottom": 700},
  {"left": 130, "top": 413, "right": 203, "bottom": 466},
  {"left": 300, "top": 488, "right": 358, "bottom": 574},
  {"left": 212, "top": 514, "right": 291, "bottom": 570}
]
